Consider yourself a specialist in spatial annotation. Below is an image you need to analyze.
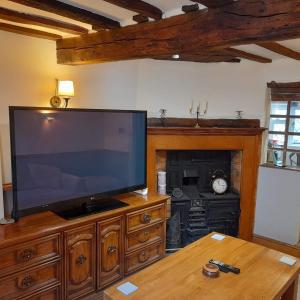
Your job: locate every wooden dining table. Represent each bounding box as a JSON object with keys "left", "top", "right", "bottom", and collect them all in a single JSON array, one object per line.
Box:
[{"left": 104, "top": 233, "right": 300, "bottom": 300}]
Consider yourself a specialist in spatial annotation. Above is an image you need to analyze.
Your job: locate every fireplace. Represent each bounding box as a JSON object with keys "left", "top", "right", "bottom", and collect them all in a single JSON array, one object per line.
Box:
[
  {"left": 164, "top": 150, "right": 240, "bottom": 249},
  {"left": 147, "top": 126, "right": 263, "bottom": 241}
]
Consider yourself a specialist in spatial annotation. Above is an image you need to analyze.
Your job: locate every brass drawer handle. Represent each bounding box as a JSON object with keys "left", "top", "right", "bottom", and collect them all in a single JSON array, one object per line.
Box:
[
  {"left": 138, "top": 231, "right": 150, "bottom": 243},
  {"left": 19, "top": 248, "right": 35, "bottom": 262},
  {"left": 138, "top": 251, "right": 150, "bottom": 263},
  {"left": 20, "top": 275, "right": 35, "bottom": 289},
  {"left": 107, "top": 246, "right": 117, "bottom": 255},
  {"left": 76, "top": 255, "right": 87, "bottom": 265},
  {"left": 141, "top": 214, "right": 152, "bottom": 224}
]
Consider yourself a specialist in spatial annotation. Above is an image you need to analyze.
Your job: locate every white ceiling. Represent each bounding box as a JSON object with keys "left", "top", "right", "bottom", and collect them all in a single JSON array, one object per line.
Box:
[{"left": 0, "top": 0, "right": 300, "bottom": 62}]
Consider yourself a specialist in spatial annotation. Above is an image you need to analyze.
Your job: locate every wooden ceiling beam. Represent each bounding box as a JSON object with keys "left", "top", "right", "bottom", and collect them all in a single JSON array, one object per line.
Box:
[
  {"left": 225, "top": 48, "right": 272, "bottom": 63},
  {"left": 154, "top": 53, "right": 240, "bottom": 63},
  {"left": 256, "top": 42, "right": 300, "bottom": 60},
  {"left": 132, "top": 14, "right": 149, "bottom": 24},
  {"left": 0, "top": 21, "right": 62, "bottom": 40},
  {"left": 182, "top": 4, "right": 200, "bottom": 13},
  {"left": 56, "top": 0, "right": 300, "bottom": 65},
  {"left": 8, "top": 0, "right": 120, "bottom": 29},
  {"left": 102, "top": 0, "right": 162, "bottom": 20},
  {"left": 0, "top": 7, "right": 88, "bottom": 35},
  {"left": 191, "top": 0, "right": 236, "bottom": 9}
]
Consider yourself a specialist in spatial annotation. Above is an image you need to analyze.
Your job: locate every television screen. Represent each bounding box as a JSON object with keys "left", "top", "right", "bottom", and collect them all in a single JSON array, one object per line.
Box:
[{"left": 10, "top": 107, "right": 147, "bottom": 218}]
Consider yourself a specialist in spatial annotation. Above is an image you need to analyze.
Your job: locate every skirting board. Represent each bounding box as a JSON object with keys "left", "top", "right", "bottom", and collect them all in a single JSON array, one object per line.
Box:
[{"left": 253, "top": 234, "right": 300, "bottom": 258}]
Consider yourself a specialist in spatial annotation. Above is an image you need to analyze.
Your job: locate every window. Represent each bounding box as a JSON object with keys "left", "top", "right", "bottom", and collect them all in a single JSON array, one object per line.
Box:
[{"left": 267, "top": 82, "right": 300, "bottom": 168}]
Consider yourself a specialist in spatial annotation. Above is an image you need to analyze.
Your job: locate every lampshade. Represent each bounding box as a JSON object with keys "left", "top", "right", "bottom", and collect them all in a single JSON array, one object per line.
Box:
[{"left": 57, "top": 80, "right": 74, "bottom": 97}]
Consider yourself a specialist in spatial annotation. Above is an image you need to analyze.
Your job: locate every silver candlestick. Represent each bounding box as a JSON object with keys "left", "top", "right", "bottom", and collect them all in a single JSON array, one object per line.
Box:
[{"left": 189, "top": 101, "right": 208, "bottom": 127}]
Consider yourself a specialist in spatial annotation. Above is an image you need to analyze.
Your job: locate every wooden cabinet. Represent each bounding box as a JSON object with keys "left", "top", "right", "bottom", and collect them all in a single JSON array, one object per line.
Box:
[
  {"left": 125, "top": 203, "right": 166, "bottom": 276},
  {"left": 126, "top": 222, "right": 164, "bottom": 253},
  {"left": 23, "top": 286, "right": 61, "bottom": 300},
  {"left": 125, "top": 242, "right": 164, "bottom": 275},
  {"left": 0, "top": 193, "right": 168, "bottom": 300},
  {"left": 98, "top": 217, "right": 124, "bottom": 289},
  {"left": 127, "top": 203, "right": 165, "bottom": 233},
  {"left": 65, "top": 224, "right": 96, "bottom": 300},
  {"left": 0, "top": 234, "right": 61, "bottom": 278},
  {"left": 0, "top": 260, "right": 61, "bottom": 300}
]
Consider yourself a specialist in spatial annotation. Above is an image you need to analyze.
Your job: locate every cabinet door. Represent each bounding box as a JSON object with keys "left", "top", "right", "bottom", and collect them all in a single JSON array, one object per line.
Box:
[
  {"left": 65, "top": 224, "right": 96, "bottom": 300},
  {"left": 98, "top": 216, "right": 124, "bottom": 289}
]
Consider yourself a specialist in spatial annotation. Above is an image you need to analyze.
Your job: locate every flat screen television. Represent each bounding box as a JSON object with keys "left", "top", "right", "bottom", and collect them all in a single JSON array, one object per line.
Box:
[{"left": 9, "top": 107, "right": 147, "bottom": 220}]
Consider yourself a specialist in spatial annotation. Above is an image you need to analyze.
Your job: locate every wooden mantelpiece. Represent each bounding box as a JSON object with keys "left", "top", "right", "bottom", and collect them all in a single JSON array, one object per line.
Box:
[{"left": 147, "top": 126, "right": 264, "bottom": 241}]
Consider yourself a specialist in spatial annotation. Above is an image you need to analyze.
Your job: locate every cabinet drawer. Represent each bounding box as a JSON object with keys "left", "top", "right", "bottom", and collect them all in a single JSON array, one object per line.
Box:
[
  {"left": 126, "top": 222, "right": 164, "bottom": 253},
  {"left": 126, "top": 204, "right": 165, "bottom": 233},
  {"left": 0, "top": 234, "right": 61, "bottom": 278},
  {"left": 23, "top": 286, "right": 61, "bottom": 300},
  {"left": 0, "top": 260, "right": 61, "bottom": 300},
  {"left": 125, "top": 242, "right": 164, "bottom": 275}
]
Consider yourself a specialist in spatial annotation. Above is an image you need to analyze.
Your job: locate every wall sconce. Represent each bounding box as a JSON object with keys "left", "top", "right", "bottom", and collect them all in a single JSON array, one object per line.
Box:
[{"left": 50, "top": 80, "right": 75, "bottom": 108}]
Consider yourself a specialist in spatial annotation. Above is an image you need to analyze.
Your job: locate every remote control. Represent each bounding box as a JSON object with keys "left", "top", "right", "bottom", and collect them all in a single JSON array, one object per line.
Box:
[{"left": 209, "top": 259, "right": 240, "bottom": 274}]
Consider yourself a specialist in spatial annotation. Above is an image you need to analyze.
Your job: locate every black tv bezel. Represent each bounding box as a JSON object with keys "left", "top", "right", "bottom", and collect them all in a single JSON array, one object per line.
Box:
[{"left": 9, "top": 106, "right": 147, "bottom": 220}]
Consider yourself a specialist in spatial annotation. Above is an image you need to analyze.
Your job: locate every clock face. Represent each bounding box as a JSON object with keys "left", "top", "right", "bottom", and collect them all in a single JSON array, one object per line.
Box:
[
  {"left": 212, "top": 178, "right": 228, "bottom": 194},
  {"left": 50, "top": 96, "right": 62, "bottom": 108}
]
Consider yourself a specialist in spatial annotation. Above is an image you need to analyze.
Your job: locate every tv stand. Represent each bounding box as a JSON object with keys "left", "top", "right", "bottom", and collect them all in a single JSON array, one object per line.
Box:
[
  {"left": 56, "top": 198, "right": 129, "bottom": 220},
  {"left": 0, "top": 193, "right": 169, "bottom": 300}
]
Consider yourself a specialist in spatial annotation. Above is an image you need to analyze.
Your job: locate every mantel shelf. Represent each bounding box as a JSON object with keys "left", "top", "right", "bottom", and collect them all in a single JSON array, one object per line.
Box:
[{"left": 148, "top": 127, "right": 266, "bottom": 136}]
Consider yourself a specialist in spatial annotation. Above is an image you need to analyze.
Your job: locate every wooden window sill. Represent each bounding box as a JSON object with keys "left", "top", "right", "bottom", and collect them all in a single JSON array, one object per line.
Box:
[{"left": 260, "top": 163, "right": 300, "bottom": 173}]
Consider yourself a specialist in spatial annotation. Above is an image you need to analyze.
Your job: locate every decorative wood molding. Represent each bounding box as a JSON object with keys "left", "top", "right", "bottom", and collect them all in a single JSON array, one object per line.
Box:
[
  {"left": 102, "top": 0, "right": 162, "bottom": 20},
  {"left": 225, "top": 48, "right": 272, "bottom": 63},
  {"left": 0, "top": 22, "right": 62, "bottom": 40},
  {"left": 267, "top": 81, "right": 300, "bottom": 89},
  {"left": 148, "top": 127, "right": 265, "bottom": 136},
  {"left": 257, "top": 42, "right": 300, "bottom": 60},
  {"left": 9, "top": 0, "right": 120, "bottom": 30},
  {"left": 253, "top": 235, "right": 300, "bottom": 258},
  {"left": 148, "top": 117, "right": 261, "bottom": 128},
  {"left": 56, "top": 0, "right": 300, "bottom": 65},
  {"left": 0, "top": 7, "right": 88, "bottom": 35}
]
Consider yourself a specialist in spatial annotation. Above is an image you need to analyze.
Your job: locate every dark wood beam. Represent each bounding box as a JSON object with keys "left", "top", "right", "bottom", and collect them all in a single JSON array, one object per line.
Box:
[
  {"left": 256, "top": 42, "right": 300, "bottom": 60},
  {"left": 0, "top": 21, "right": 62, "bottom": 40},
  {"left": 102, "top": 0, "right": 162, "bottom": 20},
  {"left": 0, "top": 7, "right": 88, "bottom": 35},
  {"left": 182, "top": 4, "right": 199, "bottom": 13},
  {"left": 154, "top": 53, "right": 240, "bottom": 63},
  {"left": 225, "top": 48, "right": 272, "bottom": 63},
  {"left": 57, "top": 0, "right": 300, "bottom": 65},
  {"left": 8, "top": 0, "right": 120, "bottom": 29},
  {"left": 133, "top": 14, "right": 149, "bottom": 24},
  {"left": 191, "top": 0, "right": 236, "bottom": 9}
]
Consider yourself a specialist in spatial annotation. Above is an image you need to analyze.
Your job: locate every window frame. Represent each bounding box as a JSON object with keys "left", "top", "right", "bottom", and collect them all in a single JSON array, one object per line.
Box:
[{"left": 267, "top": 82, "right": 300, "bottom": 167}]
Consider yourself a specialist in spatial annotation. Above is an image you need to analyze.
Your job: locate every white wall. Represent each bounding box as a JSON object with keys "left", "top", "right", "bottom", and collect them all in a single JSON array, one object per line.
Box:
[
  {"left": 136, "top": 59, "right": 267, "bottom": 121},
  {"left": 0, "top": 31, "right": 140, "bottom": 182},
  {"left": 0, "top": 31, "right": 72, "bottom": 182},
  {"left": 254, "top": 166, "right": 300, "bottom": 245}
]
